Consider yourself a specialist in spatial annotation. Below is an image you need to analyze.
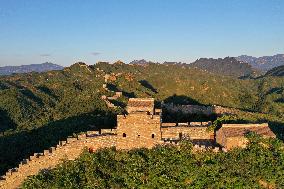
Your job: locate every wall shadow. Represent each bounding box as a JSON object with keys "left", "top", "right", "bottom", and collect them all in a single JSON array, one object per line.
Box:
[
  {"left": 138, "top": 80, "right": 157, "bottom": 93},
  {"left": 274, "top": 98, "right": 284, "bottom": 103},
  {"left": 0, "top": 82, "right": 9, "bottom": 90},
  {"left": 36, "top": 85, "right": 59, "bottom": 100},
  {"left": 0, "top": 110, "right": 116, "bottom": 175},
  {"left": 0, "top": 109, "right": 16, "bottom": 133},
  {"left": 5, "top": 81, "right": 44, "bottom": 107},
  {"left": 268, "top": 121, "right": 284, "bottom": 140},
  {"left": 163, "top": 94, "right": 202, "bottom": 105},
  {"left": 266, "top": 87, "right": 284, "bottom": 95},
  {"left": 161, "top": 94, "right": 215, "bottom": 122},
  {"left": 122, "top": 91, "right": 136, "bottom": 98},
  {"left": 107, "top": 83, "right": 119, "bottom": 92}
]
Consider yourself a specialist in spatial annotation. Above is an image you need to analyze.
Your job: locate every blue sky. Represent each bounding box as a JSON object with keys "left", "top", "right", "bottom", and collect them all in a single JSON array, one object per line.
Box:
[{"left": 0, "top": 0, "right": 284, "bottom": 66}]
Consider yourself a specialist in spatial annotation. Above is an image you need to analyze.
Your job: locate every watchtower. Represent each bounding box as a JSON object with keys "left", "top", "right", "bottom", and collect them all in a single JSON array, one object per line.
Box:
[{"left": 116, "top": 98, "right": 162, "bottom": 149}]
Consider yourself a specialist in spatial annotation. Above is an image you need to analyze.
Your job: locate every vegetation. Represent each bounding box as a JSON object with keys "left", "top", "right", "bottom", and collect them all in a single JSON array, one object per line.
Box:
[
  {"left": 265, "top": 65, "right": 284, "bottom": 77},
  {"left": 0, "top": 61, "right": 284, "bottom": 176},
  {"left": 22, "top": 135, "right": 284, "bottom": 188},
  {"left": 189, "top": 57, "right": 257, "bottom": 77}
]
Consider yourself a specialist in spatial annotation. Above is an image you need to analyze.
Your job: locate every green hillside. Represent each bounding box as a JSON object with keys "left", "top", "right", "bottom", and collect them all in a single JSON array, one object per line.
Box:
[{"left": 0, "top": 61, "right": 284, "bottom": 175}]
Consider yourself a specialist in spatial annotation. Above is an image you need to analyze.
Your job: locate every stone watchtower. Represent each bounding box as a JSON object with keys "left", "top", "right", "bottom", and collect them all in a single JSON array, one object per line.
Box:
[{"left": 116, "top": 98, "right": 162, "bottom": 149}]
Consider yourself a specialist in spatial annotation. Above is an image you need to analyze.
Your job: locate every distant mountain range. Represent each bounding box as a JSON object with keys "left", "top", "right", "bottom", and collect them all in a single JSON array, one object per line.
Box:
[
  {"left": 236, "top": 54, "right": 284, "bottom": 72},
  {"left": 0, "top": 62, "right": 64, "bottom": 75},
  {"left": 189, "top": 57, "right": 257, "bottom": 77},
  {"left": 129, "top": 58, "right": 257, "bottom": 77},
  {"left": 129, "top": 59, "right": 155, "bottom": 65}
]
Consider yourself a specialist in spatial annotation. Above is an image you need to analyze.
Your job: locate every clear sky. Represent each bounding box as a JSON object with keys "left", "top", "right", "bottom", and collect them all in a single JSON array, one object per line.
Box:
[{"left": 0, "top": 0, "right": 284, "bottom": 66}]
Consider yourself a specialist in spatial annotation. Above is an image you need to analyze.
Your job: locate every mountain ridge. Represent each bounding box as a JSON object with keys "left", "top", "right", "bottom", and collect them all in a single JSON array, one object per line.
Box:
[
  {"left": 0, "top": 62, "right": 64, "bottom": 75},
  {"left": 189, "top": 57, "right": 257, "bottom": 77},
  {"left": 236, "top": 54, "right": 284, "bottom": 72}
]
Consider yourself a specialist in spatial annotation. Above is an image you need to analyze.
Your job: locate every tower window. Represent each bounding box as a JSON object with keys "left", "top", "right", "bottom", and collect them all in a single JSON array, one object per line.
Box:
[
  {"left": 123, "top": 133, "right": 126, "bottom": 137},
  {"left": 152, "top": 134, "right": 155, "bottom": 138}
]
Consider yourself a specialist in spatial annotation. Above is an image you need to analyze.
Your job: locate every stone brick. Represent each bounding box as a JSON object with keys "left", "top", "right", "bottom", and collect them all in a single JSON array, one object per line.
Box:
[
  {"left": 216, "top": 123, "right": 275, "bottom": 149},
  {"left": 116, "top": 111, "right": 161, "bottom": 149},
  {"left": 66, "top": 137, "right": 77, "bottom": 143},
  {"left": 126, "top": 98, "right": 155, "bottom": 114},
  {"left": 43, "top": 150, "right": 50, "bottom": 155},
  {"left": 161, "top": 126, "right": 213, "bottom": 140}
]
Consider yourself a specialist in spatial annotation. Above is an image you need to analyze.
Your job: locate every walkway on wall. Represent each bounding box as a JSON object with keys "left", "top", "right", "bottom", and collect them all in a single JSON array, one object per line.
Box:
[{"left": 0, "top": 133, "right": 117, "bottom": 189}]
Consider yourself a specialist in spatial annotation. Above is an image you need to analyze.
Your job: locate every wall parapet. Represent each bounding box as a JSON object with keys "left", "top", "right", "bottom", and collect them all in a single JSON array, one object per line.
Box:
[
  {"left": 162, "top": 103, "right": 239, "bottom": 116},
  {"left": 0, "top": 133, "right": 117, "bottom": 189},
  {"left": 161, "top": 121, "right": 212, "bottom": 128},
  {"left": 222, "top": 123, "right": 268, "bottom": 128}
]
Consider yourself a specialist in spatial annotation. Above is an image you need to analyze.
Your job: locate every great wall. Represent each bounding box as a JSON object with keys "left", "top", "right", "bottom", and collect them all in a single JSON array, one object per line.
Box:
[
  {"left": 0, "top": 132, "right": 116, "bottom": 189},
  {"left": 101, "top": 72, "right": 123, "bottom": 108},
  {"left": 0, "top": 97, "right": 276, "bottom": 189}
]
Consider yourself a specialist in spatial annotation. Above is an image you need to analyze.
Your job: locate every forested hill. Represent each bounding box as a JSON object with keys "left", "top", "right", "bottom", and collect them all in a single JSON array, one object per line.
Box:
[
  {"left": 0, "top": 62, "right": 63, "bottom": 75},
  {"left": 0, "top": 61, "right": 284, "bottom": 176},
  {"left": 189, "top": 57, "right": 257, "bottom": 77},
  {"left": 265, "top": 65, "right": 284, "bottom": 77},
  {"left": 1, "top": 61, "right": 284, "bottom": 132}
]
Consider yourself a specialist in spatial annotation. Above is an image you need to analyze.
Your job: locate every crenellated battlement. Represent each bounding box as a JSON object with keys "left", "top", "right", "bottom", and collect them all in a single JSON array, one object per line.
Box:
[{"left": 0, "top": 133, "right": 117, "bottom": 189}]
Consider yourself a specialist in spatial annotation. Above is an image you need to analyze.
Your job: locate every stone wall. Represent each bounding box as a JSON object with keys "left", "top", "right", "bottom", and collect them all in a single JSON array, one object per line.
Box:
[
  {"left": 215, "top": 128, "right": 227, "bottom": 149},
  {"left": 100, "top": 128, "right": 117, "bottom": 134},
  {"left": 163, "top": 103, "right": 239, "bottom": 115},
  {"left": 163, "top": 103, "right": 213, "bottom": 115},
  {"left": 213, "top": 106, "right": 239, "bottom": 115},
  {"left": 0, "top": 134, "right": 117, "bottom": 189},
  {"left": 216, "top": 123, "right": 275, "bottom": 150},
  {"left": 224, "top": 137, "right": 248, "bottom": 149},
  {"left": 116, "top": 113, "right": 162, "bottom": 149},
  {"left": 126, "top": 98, "right": 155, "bottom": 114},
  {"left": 161, "top": 126, "right": 213, "bottom": 140}
]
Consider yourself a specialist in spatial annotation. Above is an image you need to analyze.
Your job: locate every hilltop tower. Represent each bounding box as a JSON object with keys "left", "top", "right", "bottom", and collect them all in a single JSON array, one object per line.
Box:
[{"left": 116, "top": 98, "right": 162, "bottom": 149}]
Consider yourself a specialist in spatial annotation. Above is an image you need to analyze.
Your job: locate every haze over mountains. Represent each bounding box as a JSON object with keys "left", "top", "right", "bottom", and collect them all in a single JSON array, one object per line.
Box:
[
  {"left": 0, "top": 62, "right": 63, "bottom": 76},
  {"left": 236, "top": 54, "right": 284, "bottom": 72},
  {"left": 130, "top": 57, "right": 257, "bottom": 77},
  {"left": 129, "top": 54, "right": 284, "bottom": 78},
  {"left": 1, "top": 53, "right": 284, "bottom": 78}
]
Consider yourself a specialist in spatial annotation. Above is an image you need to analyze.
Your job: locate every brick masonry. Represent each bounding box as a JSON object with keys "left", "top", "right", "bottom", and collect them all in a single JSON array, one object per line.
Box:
[
  {"left": 163, "top": 103, "right": 239, "bottom": 115},
  {"left": 0, "top": 134, "right": 116, "bottom": 189},
  {"left": 116, "top": 113, "right": 162, "bottom": 149},
  {"left": 216, "top": 123, "right": 276, "bottom": 149},
  {"left": 161, "top": 126, "right": 213, "bottom": 140}
]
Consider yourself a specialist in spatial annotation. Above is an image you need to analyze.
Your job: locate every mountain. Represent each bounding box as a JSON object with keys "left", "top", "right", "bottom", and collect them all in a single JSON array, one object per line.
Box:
[
  {"left": 0, "top": 62, "right": 63, "bottom": 75},
  {"left": 189, "top": 57, "right": 256, "bottom": 77},
  {"left": 236, "top": 54, "right": 284, "bottom": 72},
  {"left": 0, "top": 61, "right": 284, "bottom": 176},
  {"left": 163, "top": 61, "right": 187, "bottom": 66},
  {"left": 129, "top": 59, "right": 155, "bottom": 65},
  {"left": 265, "top": 65, "right": 284, "bottom": 77}
]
